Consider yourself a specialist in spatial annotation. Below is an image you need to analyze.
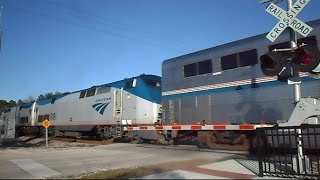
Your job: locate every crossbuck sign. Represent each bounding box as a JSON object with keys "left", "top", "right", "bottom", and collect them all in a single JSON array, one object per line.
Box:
[{"left": 266, "top": 0, "right": 313, "bottom": 42}]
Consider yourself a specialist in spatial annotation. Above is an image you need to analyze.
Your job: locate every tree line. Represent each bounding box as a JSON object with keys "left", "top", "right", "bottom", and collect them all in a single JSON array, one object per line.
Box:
[{"left": 0, "top": 91, "right": 64, "bottom": 111}]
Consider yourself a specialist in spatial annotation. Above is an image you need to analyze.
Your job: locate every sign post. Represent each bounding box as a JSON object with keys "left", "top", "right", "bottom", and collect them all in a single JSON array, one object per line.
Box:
[
  {"left": 263, "top": 0, "right": 313, "bottom": 174},
  {"left": 42, "top": 119, "right": 51, "bottom": 148},
  {"left": 265, "top": 0, "right": 313, "bottom": 104}
]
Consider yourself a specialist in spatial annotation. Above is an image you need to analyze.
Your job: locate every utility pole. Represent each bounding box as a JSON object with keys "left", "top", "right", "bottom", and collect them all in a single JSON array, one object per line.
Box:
[{"left": 0, "top": 6, "right": 3, "bottom": 54}]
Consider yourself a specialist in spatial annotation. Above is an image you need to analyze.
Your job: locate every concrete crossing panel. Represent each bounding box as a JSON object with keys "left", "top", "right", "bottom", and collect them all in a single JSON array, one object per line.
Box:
[{"left": 10, "top": 159, "right": 61, "bottom": 179}]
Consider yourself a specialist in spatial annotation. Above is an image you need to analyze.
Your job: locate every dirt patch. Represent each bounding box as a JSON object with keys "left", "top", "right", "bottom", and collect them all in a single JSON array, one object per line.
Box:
[
  {"left": 0, "top": 136, "right": 96, "bottom": 149},
  {"left": 73, "top": 157, "right": 235, "bottom": 179}
]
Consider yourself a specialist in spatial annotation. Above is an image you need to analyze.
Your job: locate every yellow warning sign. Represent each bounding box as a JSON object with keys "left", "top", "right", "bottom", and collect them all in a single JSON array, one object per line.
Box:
[{"left": 42, "top": 119, "right": 51, "bottom": 128}]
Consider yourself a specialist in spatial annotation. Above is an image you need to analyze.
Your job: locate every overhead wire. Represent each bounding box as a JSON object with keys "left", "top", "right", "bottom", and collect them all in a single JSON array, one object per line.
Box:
[
  {"left": 8, "top": 2, "right": 187, "bottom": 53},
  {"left": 47, "top": 1, "right": 190, "bottom": 52}
]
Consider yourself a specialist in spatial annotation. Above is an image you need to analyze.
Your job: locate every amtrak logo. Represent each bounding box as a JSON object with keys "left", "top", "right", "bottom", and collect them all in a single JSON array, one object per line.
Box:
[{"left": 92, "top": 102, "right": 110, "bottom": 115}]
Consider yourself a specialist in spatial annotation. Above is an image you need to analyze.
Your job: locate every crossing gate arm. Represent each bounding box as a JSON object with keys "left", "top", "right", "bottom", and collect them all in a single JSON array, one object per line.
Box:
[{"left": 123, "top": 124, "right": 274, "bottom": 131}]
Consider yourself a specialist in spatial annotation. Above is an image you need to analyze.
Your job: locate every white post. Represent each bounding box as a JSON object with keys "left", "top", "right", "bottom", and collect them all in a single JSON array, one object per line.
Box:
[{"left": 45, "top": 127, "right": 48, "bottom": 148}]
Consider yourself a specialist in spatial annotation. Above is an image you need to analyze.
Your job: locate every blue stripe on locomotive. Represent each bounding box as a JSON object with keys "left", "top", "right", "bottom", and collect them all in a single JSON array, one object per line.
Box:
[
  {"left": 36, "top": 94, "right": 69, "bottom": 105},
  {"left": 110, "top": 75, "right": 161, "bottom": 103},
  {"left": 162, "top": 76, "right": 318, "bottom": 100},
  {"left": 35, "top": 74, "right": 161, "bottom": 106},
  {"left": 20, "top": 103, "right": 33, "bottom": 109}
]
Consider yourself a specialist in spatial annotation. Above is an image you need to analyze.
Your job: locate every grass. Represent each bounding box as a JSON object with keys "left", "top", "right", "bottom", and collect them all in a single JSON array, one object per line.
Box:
[
  {"left": 73, "top": 158, "right": 225, "bottom": 179},
  {"left": 78, "top": 166, "right": 161, "bottom": 179}
]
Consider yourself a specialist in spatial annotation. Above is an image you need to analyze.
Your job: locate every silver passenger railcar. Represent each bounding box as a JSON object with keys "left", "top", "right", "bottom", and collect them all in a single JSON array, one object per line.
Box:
[{"left": 159, "top": 19, "right": 320, "bottom": 150}]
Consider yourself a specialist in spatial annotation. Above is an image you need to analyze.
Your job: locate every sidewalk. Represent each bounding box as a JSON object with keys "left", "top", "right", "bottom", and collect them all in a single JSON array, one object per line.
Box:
[{"left": 135, "top": 158, "right": 284, "bottom": 179}]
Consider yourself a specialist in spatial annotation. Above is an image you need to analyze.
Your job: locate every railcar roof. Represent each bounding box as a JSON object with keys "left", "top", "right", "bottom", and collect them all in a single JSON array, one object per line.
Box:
[
  {"left": 31, "top": 74, "right": 161, "bottom": 105},
  {"left": 162, "top": 19, "right": 320, "bottom": 66}
]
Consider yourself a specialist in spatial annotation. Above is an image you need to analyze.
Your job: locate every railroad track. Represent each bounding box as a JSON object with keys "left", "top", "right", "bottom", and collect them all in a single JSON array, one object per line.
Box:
[
  {"left": 53, "top": 137, "right": 248, "bottom": 154},
  {"left": 52, "top": 136, "right": 115, "bottom": 145},
  {"left": 136, "top": 144, "right": 249, "bottom": 155}
]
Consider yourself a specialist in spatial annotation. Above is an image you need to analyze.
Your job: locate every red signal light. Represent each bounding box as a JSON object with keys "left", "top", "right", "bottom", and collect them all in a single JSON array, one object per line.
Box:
[
  {"left": 293, "top": 45, "right": 320, "bottom": 73},
  {"left": 260, "top": 51, "right": 285, "bottom": 76},
  {"left": 295, "top": 49, "right": 314, "bottom": 65},
  {"left": 261, "top": 56, "right": 277, "bottom": 70}
]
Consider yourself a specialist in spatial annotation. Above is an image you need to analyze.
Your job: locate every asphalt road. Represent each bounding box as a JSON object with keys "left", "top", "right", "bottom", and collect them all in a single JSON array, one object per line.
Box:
[{"left": 0, "top": 143, "right": 238, "bottom": 179}]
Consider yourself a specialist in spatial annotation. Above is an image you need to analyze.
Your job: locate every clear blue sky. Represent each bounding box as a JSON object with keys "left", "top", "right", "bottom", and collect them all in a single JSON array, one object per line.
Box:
[{"left": 0, "top": 0, "right": 319, "bottom": 102}]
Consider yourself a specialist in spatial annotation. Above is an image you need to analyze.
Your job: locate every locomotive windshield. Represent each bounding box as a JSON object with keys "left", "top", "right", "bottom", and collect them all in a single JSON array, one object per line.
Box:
[{"left": 143, "top": 78, "right": 161, "bottom": 88}]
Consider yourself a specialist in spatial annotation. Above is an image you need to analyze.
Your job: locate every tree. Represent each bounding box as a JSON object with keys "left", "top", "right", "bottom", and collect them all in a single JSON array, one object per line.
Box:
[
  {"left": 24, "top": 96, "right": 35, "bottom": 103},
  {"left": 0, "top": 99, "right": 17, "bottom": 111},
  {"left": 17, "top": 99, "right": 24, "bottom": 105},
  {"left": 0, "top": 100, "right": 7, "bottom": 110},
  {"left": 37, "top": 91, "right": 63, "bottom": 100},
  {"left": 37, "top": 94, "right": 45, "bottom": 100},
  {"left": 8, "top": 100, "right": 16, "bottom": 107}
]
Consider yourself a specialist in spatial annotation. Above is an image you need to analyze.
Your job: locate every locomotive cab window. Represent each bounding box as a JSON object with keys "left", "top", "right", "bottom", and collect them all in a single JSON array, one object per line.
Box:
[
  {"left": 44, "top": 114, "right": 50, "bottom": 121},
  {"left": 79, "top": 91, "right": 86, "bottom": 99},
  {"left": 184, "top": 59, "right": 212, "bottom": 78},
  {"left": 221, "top": 49, "right": 258, "bottom": 70},
  {"left": 51, "top": 97, "right": 56, "bottom": 104},
  {"left": 38, "top": 115, "right": 44, "bottom": 122},
  {"left": 144, "top": 78, "right": 161, "bottom": 87},
  {"left": 97, "top": 87, "right": 111, "bottom": 95},
  {"left": 86, "top": 88, "right": 96, "bottom": 97},
  {"left": 20, "top": 117, "right": 28, "bottom": 124},
  {"left": 124, "top": 79, "right": 136, "bottom": 89}
]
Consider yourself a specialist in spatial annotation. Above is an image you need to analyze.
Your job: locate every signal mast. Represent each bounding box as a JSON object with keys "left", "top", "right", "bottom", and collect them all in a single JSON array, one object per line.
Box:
[{"left": 260, "top": 0, "right": 320, "bottom": 127}]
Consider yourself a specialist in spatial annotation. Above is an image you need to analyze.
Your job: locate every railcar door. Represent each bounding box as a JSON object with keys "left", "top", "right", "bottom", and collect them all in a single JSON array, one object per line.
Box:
[
  {"left": 114, "top": 88, "right": 123, "bottom": 137},
  {"left": 114, "top": 88, "right": 123, "bottom": 120},
  {"left": 14, "top": 106, "right": 20, "bottom": 125}
]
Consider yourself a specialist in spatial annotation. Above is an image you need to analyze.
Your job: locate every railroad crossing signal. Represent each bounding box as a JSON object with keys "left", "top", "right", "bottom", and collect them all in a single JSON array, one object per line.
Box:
[
  {"left": 260, "top": 44, "right": 320, "bottom": 81},
  {"left": 265, "top": 0, "right": 313, "bottom": 42},
  {"left": 42, "top": 119, "right": 51, "bottom": 129}
]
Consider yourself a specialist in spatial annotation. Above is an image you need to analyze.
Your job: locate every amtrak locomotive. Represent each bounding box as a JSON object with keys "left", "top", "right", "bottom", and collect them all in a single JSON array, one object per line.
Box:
[
  {"left": 1, "top": 74, "right": 162, "bottom": 140},
  {"left": 1, "top": 19, "right": 320, "bottom": 151}
]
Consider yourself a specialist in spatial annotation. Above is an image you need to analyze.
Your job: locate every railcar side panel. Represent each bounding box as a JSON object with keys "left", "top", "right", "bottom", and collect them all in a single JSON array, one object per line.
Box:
[
  {"left": 14, "top": 74, "right": 162, "bottom": 136},
  {"left": 161, "top": 19, "right": 320, "bottom": 126}
]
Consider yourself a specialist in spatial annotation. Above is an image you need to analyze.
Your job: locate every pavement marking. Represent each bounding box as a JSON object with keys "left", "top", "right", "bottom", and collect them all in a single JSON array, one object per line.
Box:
[
  {"left": 135, "top": 169, "right": 227, "bottom": 179},
  {"left": 199, "top": 159, "right": 255, "bottom": 175},
  {"left": 183, "top": 166, "right": 257, "bottom": 179},
  {"left": 10, "top": 159, "right": 61, "bottom": 178}
]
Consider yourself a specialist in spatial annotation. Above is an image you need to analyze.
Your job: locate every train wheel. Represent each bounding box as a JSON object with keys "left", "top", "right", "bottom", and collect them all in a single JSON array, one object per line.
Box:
[
  {"left": 155, "top": 133, "right": 172, "bottom": 145},
  {"left": 196, "top": 131, "right": 208, "bottom": 148},
  {"left": 196, "top": 131, "right": 251, "bottom": 151},
  {"left": 130, "top": 135, "right": 142, "bottom": 144},
  {"left": 195, "top": 141, "right": 207, "bottom": 148},
  {"left": 231, "top": 133, "right": 250, "bottom": 151}
]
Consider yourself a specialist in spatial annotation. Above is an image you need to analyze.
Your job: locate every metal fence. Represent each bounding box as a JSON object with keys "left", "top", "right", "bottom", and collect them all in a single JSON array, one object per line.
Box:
[{"left": 257, "top": 124, "right": 320, "bottom": 179}]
